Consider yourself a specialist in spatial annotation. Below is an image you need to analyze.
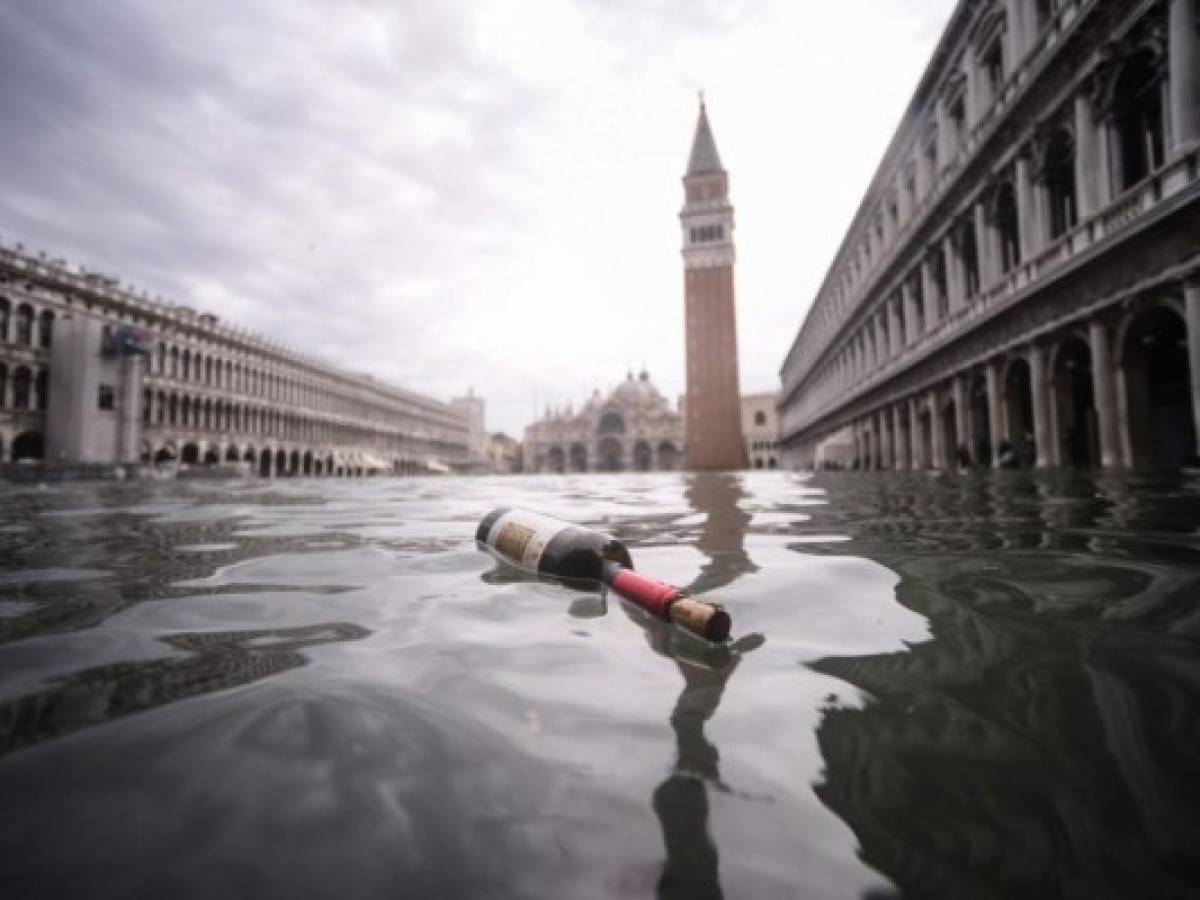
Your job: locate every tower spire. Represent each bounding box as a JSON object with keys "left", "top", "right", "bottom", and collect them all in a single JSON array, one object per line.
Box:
[{"left": 686, "top": 94, "right": 724, "bottom": 177}]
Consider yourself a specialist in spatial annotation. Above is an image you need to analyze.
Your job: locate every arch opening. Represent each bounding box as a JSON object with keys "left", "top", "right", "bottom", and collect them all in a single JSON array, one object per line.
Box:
[{"left": 1120, "top": 306, "right": 1195, "bottom": 467}]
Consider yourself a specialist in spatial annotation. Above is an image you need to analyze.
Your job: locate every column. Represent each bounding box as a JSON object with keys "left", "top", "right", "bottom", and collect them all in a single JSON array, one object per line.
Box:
[
  {"left": 878, "top": 415, "right": 888, "bottom": 472},
  {"left": 1016, "top": 152, "right": 1039, "bottom": 260},
  {"left": 929, "top": 388, "right": 945, "bottom": 470},
  {"left": 909, "top": 396, "right": 925, "bottom": 469},
  {"left": 895, "top": 402, "right": 910, "bottom": 469},
  {"left": 974, "top": 202, "right": 992, "bottom": 287},
  {"left": 953, "top": 376, "right": 969, "bottom": 464},
  {"left": 986, "top": 359, "right": 1003, "bottom": 467},
  {"left": 1073, "top": 93, "right": 1099, "bottom": 220},
  {"left": 1170, "top": 0, "right": 1200, "bottom": 150},
  {"left": 1089, "top": 319, "right": 1121, "bottom": 467},
  {"left": 882, "top": 407, "right": 894, "bottom": 470},
  {"left": 1186, "top": 281, "right": 1200, "bottom": 456},
  {"left": 1028, "top": 344, "right": 1052, "bottom": 467}
]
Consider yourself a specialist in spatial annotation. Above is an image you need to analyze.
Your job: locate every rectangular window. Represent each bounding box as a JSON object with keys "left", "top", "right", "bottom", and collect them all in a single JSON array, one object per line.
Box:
[{"left": 98, "top": 384, "right": 115, "bottom": 411}]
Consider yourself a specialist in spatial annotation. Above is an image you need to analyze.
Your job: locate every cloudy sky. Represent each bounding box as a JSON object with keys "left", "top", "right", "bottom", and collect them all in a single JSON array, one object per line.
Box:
[{"left": 0, "top": 0, "right": 955, "bottom": 435}]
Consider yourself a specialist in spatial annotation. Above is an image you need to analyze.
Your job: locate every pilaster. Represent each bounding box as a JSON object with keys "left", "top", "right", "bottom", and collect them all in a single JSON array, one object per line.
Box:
[{"left": 1169, "top": 0, "right": 1200, "bottom": 150}]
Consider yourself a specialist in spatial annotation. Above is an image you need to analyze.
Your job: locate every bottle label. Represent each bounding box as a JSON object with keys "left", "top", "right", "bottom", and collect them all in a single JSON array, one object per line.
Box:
[{"left": 486, "top": 509, "right": 565, "bottom": 572}]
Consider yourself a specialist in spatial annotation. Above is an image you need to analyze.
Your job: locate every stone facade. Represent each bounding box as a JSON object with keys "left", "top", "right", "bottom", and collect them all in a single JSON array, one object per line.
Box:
[
  {"left": 741, "top": 392, "right": 780, "bottom": 469},
  {"left": 486, "top": 432, "right": 522, "bottom": 474},
  {"left": 0, "top": 241, "right": 468, "bottom": 474},
  {"left": 780, "top": 0, "right": 1200, "bottom": 471},
  {"left": 682, "top": 100, "right": 747, "bottom": 470},
  {"left": 523, "top": 371, "right": 684, "bottom": 472}
]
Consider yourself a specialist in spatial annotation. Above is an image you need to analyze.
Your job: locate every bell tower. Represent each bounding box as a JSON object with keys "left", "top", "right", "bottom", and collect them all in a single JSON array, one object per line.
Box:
[{"left": 681, "top": 96, "right": 746, "bottom": 470}]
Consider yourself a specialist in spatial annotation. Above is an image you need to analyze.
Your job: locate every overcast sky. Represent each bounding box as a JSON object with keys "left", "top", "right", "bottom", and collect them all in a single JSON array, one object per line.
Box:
[{"left": 0, "top": 0, "right": 955, "bottom": 435}]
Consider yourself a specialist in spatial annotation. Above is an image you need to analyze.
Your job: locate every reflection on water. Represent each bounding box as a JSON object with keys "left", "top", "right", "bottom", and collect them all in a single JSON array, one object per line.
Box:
[
  {"left": 0, "top": 470, "right": 1197, "bottom": 897},
  {"left": 0, "top": 622, "right": 369, "bottom": 755},
  {"left": 806, "top": 470, "right": 1200, "bottom": 898}
]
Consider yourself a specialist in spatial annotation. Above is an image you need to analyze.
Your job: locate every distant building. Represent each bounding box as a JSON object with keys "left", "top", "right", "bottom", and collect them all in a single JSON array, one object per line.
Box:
[
  {"left": 778, "top": 0, "right": 1200, "bottom": 471},
  {"left": 524, "top": 370, "right": 683, "bottom": 472},
  {"left": 450, "top": 388, "right": 488, "bottom": 471},
  {"left": 741, "top": 392, "right": 779, "bottom": 469},
  {"left": 681, "top": 98, "right": 747, "bottom": 470},
  {"left": 486, "top": 432, "right": 522, "bottom": 474},
  {"left": 0, "top": 240, "right": 468, "bottom": 474}
]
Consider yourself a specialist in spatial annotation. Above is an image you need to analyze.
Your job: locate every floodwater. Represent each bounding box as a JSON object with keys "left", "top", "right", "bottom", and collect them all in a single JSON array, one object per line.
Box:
[{"left": 0, "top": 470, "right": 1198, "bottom": 899}]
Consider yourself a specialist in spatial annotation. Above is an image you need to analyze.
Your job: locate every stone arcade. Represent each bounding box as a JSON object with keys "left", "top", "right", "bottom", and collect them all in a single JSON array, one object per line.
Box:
[
  {"left": 0, "top": 241, "right": 468, "bottom": 475},
  {"left": 780, "top": 0, "right": 1200, "bottom": 471}
]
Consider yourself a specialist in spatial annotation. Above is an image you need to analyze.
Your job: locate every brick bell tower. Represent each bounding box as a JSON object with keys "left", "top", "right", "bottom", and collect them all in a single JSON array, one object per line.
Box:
[{"left": 681, "top": 96, "right": 746, "bottom": 470}]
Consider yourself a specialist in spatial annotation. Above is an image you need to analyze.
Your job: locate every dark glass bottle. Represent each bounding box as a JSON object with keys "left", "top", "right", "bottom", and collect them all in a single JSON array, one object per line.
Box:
[
  {"left": 477, "top": 507, "right": 730, "bottom": 641},
  {"left": 476, "top": 506, "right": 632, "bottom": 580}
]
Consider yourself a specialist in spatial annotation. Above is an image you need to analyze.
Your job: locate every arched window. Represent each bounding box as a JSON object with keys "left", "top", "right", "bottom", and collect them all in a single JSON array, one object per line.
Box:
[
  {"left": 0, "top": 297, "right": 9, "bottom": 342},
  {"left": 930, "top": 248, "right": 949, "bottom": 319},
  {"left": 170, "top": 346, "right": 179, "bottom": 378},
  {"left": 34, "top": 370, "right": 47, "bottom": 410},
  {"left": 38, "top": 310, "right": 54, "bottom": 348},
  {"left": 12, "top": 366, "right": 32, "bottom": 409},
  {"left": 754, "top": 410, "right": 767, "bottom": 426},
  {"left": 181, "top": 349, "right": 191, "bottom": 381},
  {"left": 959, "top": 218, "right": 980, "bottom": 299},
  {"left": 991, "top": 180, "right": 1021, "bottom": 273},
  {"left": 15, "top": 304, "right": 33, "bottom": 345},
  {"left": 1112, "top": 50, "right": 1165, "bottom": 191},
  {"left": 1042, "top": 129, "right": 1077, "bottom": 239},
  {"left": 0, "top": 363, "right": 7, "bottom": 408}
]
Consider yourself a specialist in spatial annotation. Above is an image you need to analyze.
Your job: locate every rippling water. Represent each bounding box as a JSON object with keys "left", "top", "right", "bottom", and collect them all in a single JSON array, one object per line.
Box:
[{"left": 1, "top": 470, "right": 1198, "bottom": 899}]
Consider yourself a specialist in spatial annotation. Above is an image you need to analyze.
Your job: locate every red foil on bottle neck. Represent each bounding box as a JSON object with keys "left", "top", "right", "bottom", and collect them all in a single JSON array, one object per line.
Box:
[{"left": 608, "top": 568, "right": 681, "bottom": 618}]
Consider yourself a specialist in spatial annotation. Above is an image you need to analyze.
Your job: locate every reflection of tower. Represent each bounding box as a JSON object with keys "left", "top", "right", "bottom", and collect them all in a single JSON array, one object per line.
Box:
[
  {"left": 681, "top": 97, "right": 746, "bottom": 471},
  {"left": 683, "top": 472, "right": 757, "bottom": 597},
  {"left": 621, "top": 599, "right": 764, "bottom": 900}
]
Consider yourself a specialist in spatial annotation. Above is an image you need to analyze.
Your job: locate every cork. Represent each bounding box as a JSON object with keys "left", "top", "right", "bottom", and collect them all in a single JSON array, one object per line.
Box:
[{"left": 668, "top": 597, "right": 731, "bottom": 642}]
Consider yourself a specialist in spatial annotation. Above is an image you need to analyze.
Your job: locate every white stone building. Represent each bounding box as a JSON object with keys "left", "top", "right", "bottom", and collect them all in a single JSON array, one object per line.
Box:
[
  {"left": 780, "top": 0, "right": 1200, "bottom": 471},
  {"left": 741, "top": 392, "right": 780, "bottom": 469},
  {"left": 524, "top": 371, "right": 684, "bottom": 472},
  {"left": 0, "top": 240, "right": 468, "bottom": 475}
]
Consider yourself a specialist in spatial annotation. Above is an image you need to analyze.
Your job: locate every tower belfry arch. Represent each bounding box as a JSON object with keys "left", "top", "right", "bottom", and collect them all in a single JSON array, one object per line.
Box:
[{"left": 680, "top": 97, "right": 747, "bottom": 470}]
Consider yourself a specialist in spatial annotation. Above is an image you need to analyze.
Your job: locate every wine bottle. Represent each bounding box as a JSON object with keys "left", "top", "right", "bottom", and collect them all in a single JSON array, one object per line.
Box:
[{"left": 477, "top": 507, "right": 731, "bottom": 641}]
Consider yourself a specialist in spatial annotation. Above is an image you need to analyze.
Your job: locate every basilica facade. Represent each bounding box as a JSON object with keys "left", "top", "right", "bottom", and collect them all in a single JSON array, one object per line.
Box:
[{"left": 523, "top": 371, "right": 683, "bottom": 472}]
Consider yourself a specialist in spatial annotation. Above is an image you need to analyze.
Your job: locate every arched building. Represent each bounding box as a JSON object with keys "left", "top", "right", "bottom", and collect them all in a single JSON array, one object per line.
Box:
[
  {"left": 524, "top": 371, "right": 684, "bottom": 473},
  {"left": 779, "top": 0, "right": 1200, "bottom": 471},
  {"left": 0, "top": 241, "right": 468, "bottom": 475}
]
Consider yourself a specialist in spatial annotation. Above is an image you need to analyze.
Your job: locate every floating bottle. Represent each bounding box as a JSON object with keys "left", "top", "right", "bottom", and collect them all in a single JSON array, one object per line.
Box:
[{"left": 476, "top": 507, "right": 731, "bottom": 641}]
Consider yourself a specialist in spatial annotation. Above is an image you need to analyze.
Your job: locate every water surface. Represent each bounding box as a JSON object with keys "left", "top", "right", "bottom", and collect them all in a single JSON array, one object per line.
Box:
[{"left": 0, "top": 470, "right": 1198, "bottom": 898}]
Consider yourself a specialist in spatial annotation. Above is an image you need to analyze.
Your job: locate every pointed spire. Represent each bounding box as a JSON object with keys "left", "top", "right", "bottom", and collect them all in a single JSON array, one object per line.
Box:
[{"left": 686, "top": 93, "right": 724, "bottom": 177}]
